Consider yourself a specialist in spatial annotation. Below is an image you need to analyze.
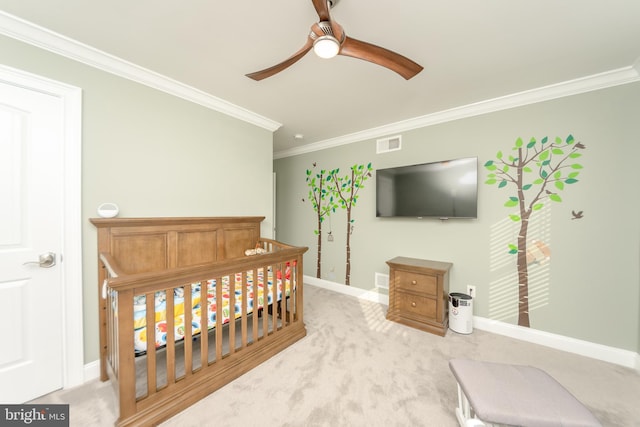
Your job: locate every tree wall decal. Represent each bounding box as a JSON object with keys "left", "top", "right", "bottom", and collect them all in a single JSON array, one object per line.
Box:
[
  {"left": 328, "top": 163, "right": 373, "bottom": 285},
  {"left": 485, "top": 135, "right": 585, "bottom": 327},
  {"left": 305, "top": 165, "right": 338, "bottom": 278}
]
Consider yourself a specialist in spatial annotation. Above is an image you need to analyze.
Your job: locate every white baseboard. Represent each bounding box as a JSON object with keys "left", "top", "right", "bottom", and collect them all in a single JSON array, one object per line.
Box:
[
  {"left": 83, "top": 359, "right": 100, "bottom": 383},
  {"left": 305, "top": 275, "right": 389, "bottom": 305},
  {"left": 472, "top": 316, "right": 640, "bottom": 371},
  {"left": 305, "top": 275, "right": 640, "bottom": 371}
]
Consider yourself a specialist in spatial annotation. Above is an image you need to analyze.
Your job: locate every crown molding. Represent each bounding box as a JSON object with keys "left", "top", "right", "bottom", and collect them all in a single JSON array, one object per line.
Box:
[
  {"left": 3, "top": 11, "right": 637, "bottom": 155},
  {"left": 0, "top": 11, "right": 281, "bottom": 132},
  {"left": 274, "top": 63, "right": 640, "bottom": 159}
]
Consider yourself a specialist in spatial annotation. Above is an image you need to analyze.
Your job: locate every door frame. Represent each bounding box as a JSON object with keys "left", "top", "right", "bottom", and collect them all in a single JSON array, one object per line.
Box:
[{"left": 0, "top": 64, "right": 84, "bottom": 390}]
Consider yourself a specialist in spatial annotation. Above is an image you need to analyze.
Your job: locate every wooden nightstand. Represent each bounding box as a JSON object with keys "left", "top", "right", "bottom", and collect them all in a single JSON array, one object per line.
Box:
[{"left": 386, "top": 257, "right": 452, "bottom": 336}]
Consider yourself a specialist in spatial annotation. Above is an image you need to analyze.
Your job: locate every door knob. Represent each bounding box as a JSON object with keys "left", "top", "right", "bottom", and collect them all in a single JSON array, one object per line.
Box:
[{"left": 23, "top": 252, "right": 56, "bottom": 268}]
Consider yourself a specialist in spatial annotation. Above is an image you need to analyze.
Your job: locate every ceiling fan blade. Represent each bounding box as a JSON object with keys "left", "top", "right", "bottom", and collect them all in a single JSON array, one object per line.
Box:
[
  {"left": 339, "top": 36, "right": 423, "bottom": 80},
  {"left": 246, "top": 38, "right": 314, "bottom": 81},
  {"left": 312, "top": 0, "right": 331, "bottom": 21}
]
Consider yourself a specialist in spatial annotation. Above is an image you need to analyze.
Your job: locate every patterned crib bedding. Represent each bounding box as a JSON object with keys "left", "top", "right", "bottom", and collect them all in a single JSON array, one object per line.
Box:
[{"left": 131, "top": 266, "right": 292, "bottom": 354}]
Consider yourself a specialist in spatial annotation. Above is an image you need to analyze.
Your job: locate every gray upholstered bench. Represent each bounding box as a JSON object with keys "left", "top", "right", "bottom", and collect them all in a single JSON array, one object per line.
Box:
[{"left": 449, "top": 359, "right": 602, "bottom": 427}]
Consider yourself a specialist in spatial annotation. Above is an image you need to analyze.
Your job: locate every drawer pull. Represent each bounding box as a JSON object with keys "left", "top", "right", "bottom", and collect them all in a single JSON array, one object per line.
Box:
[
  {"left": 411, "top": 302, "right": 417, "bottom": 307},
  {"left": 411, "top": 280, "right": 417, "bottom": 285}
]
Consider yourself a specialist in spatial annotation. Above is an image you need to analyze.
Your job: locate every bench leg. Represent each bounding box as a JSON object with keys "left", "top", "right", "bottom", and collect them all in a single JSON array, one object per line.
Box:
[{"left": 455, "top": 383, "right": 496, "bottom": 427}]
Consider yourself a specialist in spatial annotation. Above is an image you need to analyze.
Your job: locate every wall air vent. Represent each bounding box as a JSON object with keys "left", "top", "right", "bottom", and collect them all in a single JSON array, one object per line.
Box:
[
  {"left": 375, "top": 272, "right": 390, "bottom": 290},
  {"left": 376, "top": 135, "right": 402, "bottom": 154}
]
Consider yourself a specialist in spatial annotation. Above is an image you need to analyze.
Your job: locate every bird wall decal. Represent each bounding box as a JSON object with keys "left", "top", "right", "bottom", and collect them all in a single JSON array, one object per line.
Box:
[{"left": 571, "top": 210, "right": 584, "bottom": 220}]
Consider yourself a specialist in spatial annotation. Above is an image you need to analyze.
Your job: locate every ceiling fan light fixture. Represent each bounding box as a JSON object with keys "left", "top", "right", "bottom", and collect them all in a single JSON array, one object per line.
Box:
[{"left": 313, "top": 35, "right": 340, "bottom": 59}]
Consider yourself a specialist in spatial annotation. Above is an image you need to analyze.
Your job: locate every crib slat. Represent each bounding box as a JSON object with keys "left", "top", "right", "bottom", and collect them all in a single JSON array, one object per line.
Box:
[
  {"left": 184, "top": 284, "right": 193, "bottom": 376},
  {"left": 215, "top": 276, "right": 223, "bottom": 361},
  {"left": 262, "top": 267, "right": 269, "bottom": 338},
  {"left": 229, "top": 275, "right": 236, "bottom": 354},
  {"left": 146, "top": 291, "right": 157, "bottom": 395},
  {"left": 240, "top": 271, "right": 248, "bottom": 349},
  {"left": 107, "top": 287, "right": 117, "bottom": 377},
  {"left": 165, "top": 288, "right": 176, "bottom": 385},
  {"left": 292, "top": 260, "right": 298, "bottom": 325},
  {"left": 200, "top": 280, "right": 209, "bottom": 368},
  {"left": 272, "top": 262, "right": 280, "bottom": 333},
  {"left": 288, "top": 260, "right": 295, "bottom": 325},
  {"left": 252, "top": 268, "right": 259, "bottom": 343},
  {"left": 282, "top": 272, "right": 288, "bottom": 328}
]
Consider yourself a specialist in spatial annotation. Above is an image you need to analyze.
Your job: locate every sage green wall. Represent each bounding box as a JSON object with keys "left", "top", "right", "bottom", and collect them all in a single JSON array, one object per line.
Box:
[
  {"left": 275, "top": 82, "right": 640, "bottom": 353},
  {"left": 1, "top": 35, "right": 274, "bottom": 363}
]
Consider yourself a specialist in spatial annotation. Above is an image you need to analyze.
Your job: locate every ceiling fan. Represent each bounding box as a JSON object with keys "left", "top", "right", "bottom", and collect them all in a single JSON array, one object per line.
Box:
[{"left": 246, "top": 0, "right": 423, "bottom": 81}]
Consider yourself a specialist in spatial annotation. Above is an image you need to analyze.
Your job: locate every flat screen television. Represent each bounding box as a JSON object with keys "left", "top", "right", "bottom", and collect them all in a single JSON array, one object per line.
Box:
[{"left": 376, "top": 157, "right": 478, "bottom": 219}]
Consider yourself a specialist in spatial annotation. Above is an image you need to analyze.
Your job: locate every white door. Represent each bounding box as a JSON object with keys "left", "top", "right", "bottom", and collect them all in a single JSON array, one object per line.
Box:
[{"left": 0, "top": 80, "right": 65, "bottom": 402}]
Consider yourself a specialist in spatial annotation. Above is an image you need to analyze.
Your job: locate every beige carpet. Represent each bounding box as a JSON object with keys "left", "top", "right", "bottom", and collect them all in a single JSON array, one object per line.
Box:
[{"left": 32, "top": 284, "right": 640, "bottom": 426}]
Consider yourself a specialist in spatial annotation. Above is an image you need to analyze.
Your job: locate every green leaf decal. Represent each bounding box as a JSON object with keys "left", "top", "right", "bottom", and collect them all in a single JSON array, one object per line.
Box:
[
  {"left": 515, "top": 137, "right": 523, "bottom": 148},
  {"left": 533, "top": 203, "right": 544, "bottom": 211},
  {"left": 571, "top": 164, "right": 584, "bottom": 169},
  {"left": 509, "top": 214, "right": 521, "bottom": 222},
  {"left": 498, "top": 180, "right": 508, "bottom": 188},
  {"left": 565, "top": 178, "right": 578, "bottom": 184},
  {"left": 555, "top": 181, "right": 564, "bottom": 190},
  {"left": 549, "top": 193, "right": 562, "bottom": 202},
  {"left": 508, "top": 244, "right": 518, "bottom": 254},
  {"left": 504, "top": 197, "right": 519, "bottom": 207}
]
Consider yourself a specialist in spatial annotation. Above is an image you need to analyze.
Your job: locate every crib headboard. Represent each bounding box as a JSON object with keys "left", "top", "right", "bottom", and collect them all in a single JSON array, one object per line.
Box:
[{"left": 90, "top": 216, "right": 264, "bottom": 274}]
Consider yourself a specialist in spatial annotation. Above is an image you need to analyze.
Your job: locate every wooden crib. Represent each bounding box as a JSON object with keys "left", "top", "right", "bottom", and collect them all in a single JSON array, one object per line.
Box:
[{"left": 91, "top": 217, "right": 308, "bottom": 426}]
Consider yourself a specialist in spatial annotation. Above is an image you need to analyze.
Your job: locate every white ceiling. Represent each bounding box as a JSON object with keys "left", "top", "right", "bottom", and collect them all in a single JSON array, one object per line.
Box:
[{"left": 1, "top": 0, "right": 639, "bottom": 156}]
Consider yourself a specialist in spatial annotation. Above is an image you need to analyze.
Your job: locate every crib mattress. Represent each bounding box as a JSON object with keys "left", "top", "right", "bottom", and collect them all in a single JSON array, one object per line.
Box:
[{"left": 129, "top": 267, "right": 291, "bottom": 353}]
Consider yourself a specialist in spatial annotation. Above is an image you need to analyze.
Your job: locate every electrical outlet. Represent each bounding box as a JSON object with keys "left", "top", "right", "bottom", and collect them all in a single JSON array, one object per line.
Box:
[{"left": 466, "top": 285, "right": 476, "bottom": 298}]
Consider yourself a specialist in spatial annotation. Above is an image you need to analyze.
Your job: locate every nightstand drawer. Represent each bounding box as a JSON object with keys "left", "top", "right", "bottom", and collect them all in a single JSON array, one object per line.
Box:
[
  {"left": 397, "top": 293, "right": 436, "bottom": 320},
  {"left": 396, "top": 271, "right": 437, "bottom": 295}
]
